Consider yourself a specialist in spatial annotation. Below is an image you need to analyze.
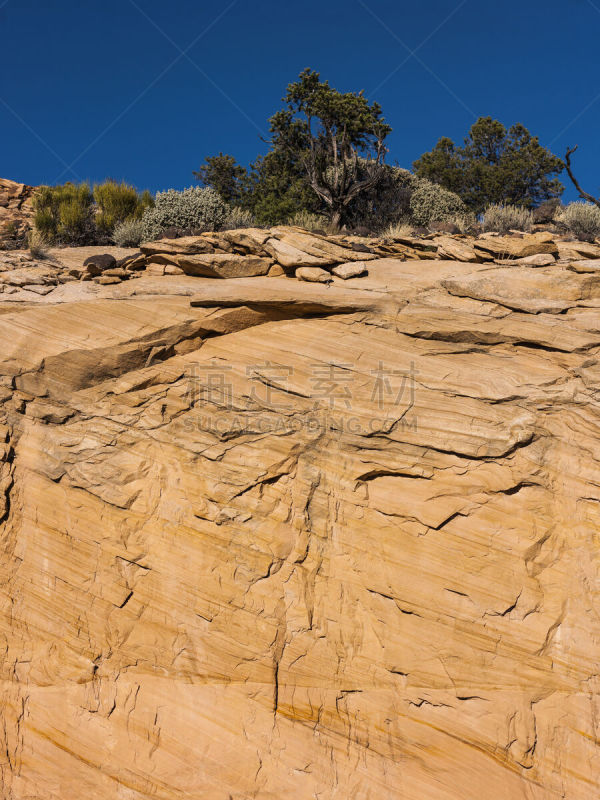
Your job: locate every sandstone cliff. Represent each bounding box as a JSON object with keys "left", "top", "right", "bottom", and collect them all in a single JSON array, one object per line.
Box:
[{"left": 0, "top": 232, "right": 599, "bottom": 799}]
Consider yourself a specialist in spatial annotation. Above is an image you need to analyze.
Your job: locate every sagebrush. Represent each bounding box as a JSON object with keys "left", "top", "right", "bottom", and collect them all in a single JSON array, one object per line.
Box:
[
  {"left": 222, "top": 206, "right": 256, "bottom": 230},
  {"left": 482, "top": 204, "right": 533, "bottom": 233},
  {"left": 287, "top": 210, "right": 325, "bottom": 231},
  {"left": 112, "top": 217, "right": 145, "bottom": 247},
  {"left": 141, "top": 187, "right": 228, "bottom": 240},
  {"left": 409, "top": 181, "right": 466, "bottom": 227},
  {"left": 556, "top": 202, "right": 600, "bottom": 241}
]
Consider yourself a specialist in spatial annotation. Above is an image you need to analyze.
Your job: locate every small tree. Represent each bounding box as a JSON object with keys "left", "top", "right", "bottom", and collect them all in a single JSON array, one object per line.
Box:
[
  {"left": 269, "top": 69, "right": 392, "bottom": 227},
  {"left": 414, "top": 117, "right": 564, "bottom": 213},
  {"left": 193, "top": 153, "right": 248, "bottom": 205}
]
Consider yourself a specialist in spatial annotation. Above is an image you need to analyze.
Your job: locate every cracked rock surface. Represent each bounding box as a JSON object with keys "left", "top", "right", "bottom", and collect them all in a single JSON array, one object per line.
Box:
[{"left": 0, "top": 256, "right": 599, "bottom": 799}]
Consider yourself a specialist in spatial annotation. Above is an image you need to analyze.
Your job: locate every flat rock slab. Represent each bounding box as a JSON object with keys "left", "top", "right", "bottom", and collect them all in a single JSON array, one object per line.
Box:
[
  {"left": 474, "top": 236, "right": 558, "bottom": 260},
  {"left": 557, "top": 241, "right": 600, "bottom": 260},
  {"left": 568, "top": 259, "right": 600, "bottom": 273},
  {"left": 175, "top": 253, "right": 272, "bottom": 279},
  {"left": 269, "top": 226, "right": 377, "bottom": 265},
  {"left": 443, "top": 266, "right": 600, "bottom": 313},
  {"left": 190, "top": 277, "right": 388, "bottom": 313},
  {"left": 140, "top": 236, "right": 215, "bottom": 256}
]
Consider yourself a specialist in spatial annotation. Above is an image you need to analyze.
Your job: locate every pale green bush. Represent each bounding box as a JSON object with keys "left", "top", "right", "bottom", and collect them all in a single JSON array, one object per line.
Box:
[
  {"left": 482, "top": 204, "right": 533, "bottom": 233},
  {"left": 409, "top": 182, "right": 466, "bottom": 227},
  {"left": 556, "top": 201, "right": 600, "bottom": 241},
  {"left": 113, "top": 217, "right": 145, "bottom": 247},
  {"left": 222, "top": 206, "right": 256, "bottom": 230},
  {"left": 141, "top": 186, "right": 228, "bottom": 241},
  {"left": 287, "top": 209, "right": 325, "bottom": 231}
]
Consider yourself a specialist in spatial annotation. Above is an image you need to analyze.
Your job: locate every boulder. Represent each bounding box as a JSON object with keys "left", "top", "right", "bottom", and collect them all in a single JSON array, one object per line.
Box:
[
  {"left": 517, "top": 253, "right": 556, "bottom": 266},
  {"left": 221, "top": 228, "right": 271, "bottom": 251},
  {"left": 557, "top": 240, "right": 600, "bottom": 260},
  {"left": 140, "top": 237, "right": 214, "bottom": 256},
  {"left": 102, "top": 268, "right": 130, "bottom": 279},
  {"left": 332, "top": 261, "right": 368, "bottom": 279},
  {"left": 433, "top": 236, "right": 480, "bottom": 262},
  {"left": 175, "top": 253, "right": 272, "bottom": 279},
  {"left": 568, "top": 259, "right": 600, "bottom": 273},
  {"left": 263, "top": 238, "right": 331, "bottom": 269},
  {"left": 83, "top": 253, "right": 117, "bottom": 276},
  {"left": 296, "top": 267, "right": 332, "bottom": 283},
  {"left": 474, "top": 235, "right": 558, "bottom": 260},
  {"left": 271, "top": 227, "right": 377, "bottom": 263},
  {"left": 93, "top": 275, "right": 122, "bottom": 285}
]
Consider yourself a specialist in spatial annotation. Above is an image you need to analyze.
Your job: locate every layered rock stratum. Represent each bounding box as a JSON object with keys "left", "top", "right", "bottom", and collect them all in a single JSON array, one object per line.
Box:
[{"left": 0, "top": 227, "right": 599, "bottom": 799}]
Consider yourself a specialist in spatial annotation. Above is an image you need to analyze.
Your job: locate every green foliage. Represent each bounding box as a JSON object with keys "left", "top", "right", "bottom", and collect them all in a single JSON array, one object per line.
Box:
[
  {"left": 344, "top": 164, "right": 418, "bottom": 231},
  {"left": 287, "top": 209, "right": 325, "bottom": 231},
  {"left": 268, "top": 69, "right": 391, "bottom": 226},
  {"left": 112, "top": 217, "right": 146, "bottom": 247},
  {"left": 33, "top": 181, "right": 153, "bottom": 244},
  {"left": 409, "top": 181, "right": 466, "bottom": 227},
  {"left": 94, "top": 180, "right": 140, "bottom": 234},
  {"left": 556, "top": 202, "right": 600, "bottom": 241},
  {"left": 194, "top": 153, "right": 248, "bottom": 205},
  {"left": 245, "top": 150, "right": 321, "bottom": 226},
  {"left": 141, "top": 186, "right": 228, "bottom": 240},
  {"left": 222, "top": 206, "right": 256, "bottom": 230},
  {"left": 33, "top": 182, "right": 95, "bottom": 244},
  {"left": 413, "top": 117, "right": 564, "bottom": 213},
  {"left": 482, "top": 204, "right": 533, "bottom": 233}
]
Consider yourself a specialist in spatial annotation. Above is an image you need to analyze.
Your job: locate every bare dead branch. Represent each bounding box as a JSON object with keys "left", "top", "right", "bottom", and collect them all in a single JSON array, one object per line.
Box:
[{"left": 565, "top": 146, "right": 600, "bottom": 209}]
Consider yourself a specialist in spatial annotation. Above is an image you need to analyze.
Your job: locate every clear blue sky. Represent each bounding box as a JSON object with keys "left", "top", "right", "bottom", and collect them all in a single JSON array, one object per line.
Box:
[{"left": 2, "top": 0, "right": 599, "bottom": 201}]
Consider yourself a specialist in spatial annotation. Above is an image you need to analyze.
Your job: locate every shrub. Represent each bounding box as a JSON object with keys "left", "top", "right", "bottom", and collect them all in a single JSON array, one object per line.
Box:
[
  {"left": 27, "top": 229, "right": 50, "bottom": 259},
  {"left": 287, "top": 209, "right": 325, "bottom": 231},
  {"left": 533, "top": 198, "right": 561, "bottom": 224},
  {"left": 555, "top": 201, "right": 600, "bottom": 241},
  {"left": 482, "top": 204, "right": 533, "bottom": 233},
  {"left": 141, "top": 186, "right": 228, "bottom": 241},
  {"left": 382, "top": 219, "right": 414, "bottom": 238},
  {"left": 112, "top": 217, "right": 145, "bottom": 247},
  {"left": 33, "top": 182, "right": 95, "bottom": 244},
  {"left": 409, "top": 181, "right": 466, "bottom": 227},
  {"left": 344, "top": 164, "right": 418, "bottom": 232},
  {"left": 222, "top": 206, "right": 256, "bottom": 230},
  {"left": 94, "top": 180, "right": 154, "bottom": 234}
]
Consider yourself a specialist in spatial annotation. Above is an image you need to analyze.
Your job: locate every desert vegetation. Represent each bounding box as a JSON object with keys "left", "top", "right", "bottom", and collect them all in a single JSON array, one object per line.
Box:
[
  {"left": 26, "top": 70, "right": 600, "bottom": 247},
  {"left": 33, "top": 180, "right": 154, "bottom": 245}
]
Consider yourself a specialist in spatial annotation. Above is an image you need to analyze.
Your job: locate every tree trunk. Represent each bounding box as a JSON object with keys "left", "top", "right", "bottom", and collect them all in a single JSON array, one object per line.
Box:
[{"left": 330, "top": 207, "right": 343, "bottom": 230}]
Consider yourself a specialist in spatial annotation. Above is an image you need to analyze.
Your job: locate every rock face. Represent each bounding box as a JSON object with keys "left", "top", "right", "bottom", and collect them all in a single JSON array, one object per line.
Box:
[
  {"left": 0, "top": 178, "right": 35, "bottom": 245},
  {"left": 0, "top": 248, "right": 599, "bottom": 799}
]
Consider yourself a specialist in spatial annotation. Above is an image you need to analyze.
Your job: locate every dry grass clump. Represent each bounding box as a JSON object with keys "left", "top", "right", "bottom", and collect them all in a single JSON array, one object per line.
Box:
[{"left": 482, "top": 204, "right": 533, "bottom": 233}]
